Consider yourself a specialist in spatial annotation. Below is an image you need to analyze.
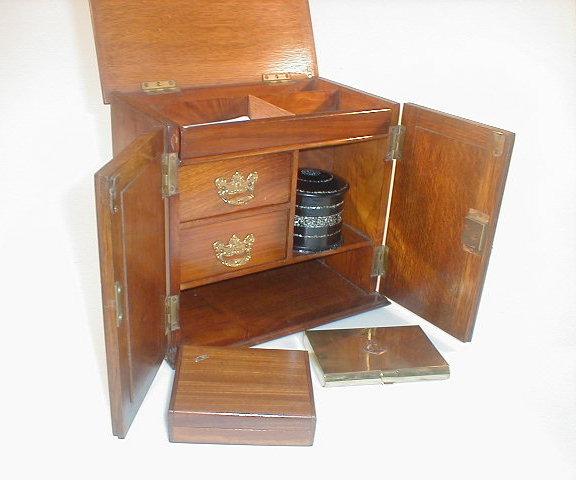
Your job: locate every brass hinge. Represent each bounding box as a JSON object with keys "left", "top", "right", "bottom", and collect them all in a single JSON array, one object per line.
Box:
[
  {"left": 141, "top": 80, "right": 180, "bottom": 95},
  {"left": 371, "top": 245, "right": 389, "bottom": 277},
  {"left": 385, "top": 125, "right": 406, "bottom": 161},
  {"left": 165, "top": 295, "right": 180, "bottom": 335},
  {"left": 493, "top": 131, "right": 505, "bottom": 157},
  {"left": 114, "top": 281, "right": 125, "bottom": 327},
  {"left": 262, "top": 69, "right": 314, "bottom": 84},
  {"left": 108, "top": 175, "right": 119, "bottom": 214},
  {"left": 162, "top": 153, "right": 180, "bottom": 197}
]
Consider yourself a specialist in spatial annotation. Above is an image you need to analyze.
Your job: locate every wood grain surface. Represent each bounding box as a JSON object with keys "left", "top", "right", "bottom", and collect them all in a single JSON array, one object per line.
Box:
[
  {"left": 381, "top": 104, "right": 514, "bottom": 341},
  {"left": 179, "top": 208, "right": 289, "bottom": 283},
  {"left": 179, "top": 152, "right": 293, "bottom": 222},
  {"left": 95, "top": 131, "right": 167, "bottom": 438},
  {"left": 177, "top": 260, "right": 388, "bottom": 346},
  {"left": 169, "top": 346, "right": 316, "bottom": 445},
  {"left": 89, "top": 0, "right": 317, "bottom": 102}
]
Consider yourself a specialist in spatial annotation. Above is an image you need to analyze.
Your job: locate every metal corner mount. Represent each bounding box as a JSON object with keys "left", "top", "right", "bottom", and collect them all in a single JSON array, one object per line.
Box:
[{"left": 386, "top": 125, "right": 406, "bottom": 161}]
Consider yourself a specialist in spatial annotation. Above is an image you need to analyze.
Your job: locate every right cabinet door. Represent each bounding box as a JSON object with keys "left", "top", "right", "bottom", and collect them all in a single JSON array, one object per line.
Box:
[{"left": 381, "top": 104, "right": 514, "bottom": 341}]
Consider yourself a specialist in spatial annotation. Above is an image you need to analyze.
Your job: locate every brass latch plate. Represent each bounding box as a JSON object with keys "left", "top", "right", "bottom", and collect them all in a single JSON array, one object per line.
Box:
[
  {"left": 462, "top": 209, "right": 490, "bottom": 254},
  {"left": 141, "top": 80, "right": 180, "bottom": 95}
]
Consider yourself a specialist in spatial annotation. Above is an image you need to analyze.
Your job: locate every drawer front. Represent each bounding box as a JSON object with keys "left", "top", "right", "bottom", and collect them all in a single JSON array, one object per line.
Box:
[
  {"left": 179, "top": 152, "right": 293, "bottom": 222},
  {"left": 180, "top": 209, "right": 289, "bottom": 282}
]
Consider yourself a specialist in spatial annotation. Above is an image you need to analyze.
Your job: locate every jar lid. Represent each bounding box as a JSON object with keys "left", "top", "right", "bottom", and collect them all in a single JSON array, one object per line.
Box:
[{"left": 296, "top": 168, "right": 349, "bottom": 197}]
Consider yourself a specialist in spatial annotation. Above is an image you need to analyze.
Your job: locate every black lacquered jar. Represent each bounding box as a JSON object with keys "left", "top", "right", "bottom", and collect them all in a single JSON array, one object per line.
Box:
[{"left": 293, "top": 168, "right": 349, "bottom": 253}]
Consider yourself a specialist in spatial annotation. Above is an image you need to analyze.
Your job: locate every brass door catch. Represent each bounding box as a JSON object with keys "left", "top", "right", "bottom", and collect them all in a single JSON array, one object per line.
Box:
[{"left": 462, "top": 209, "right": 490, "bottom": 254}]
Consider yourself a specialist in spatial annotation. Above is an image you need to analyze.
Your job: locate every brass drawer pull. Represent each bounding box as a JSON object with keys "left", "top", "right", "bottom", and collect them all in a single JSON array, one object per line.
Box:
[
  {"left": 213, "top": 234, "right": 256, "bottom": 267},
  {"left": 215, "top": 171, "right": 259, "bottom": 205}
]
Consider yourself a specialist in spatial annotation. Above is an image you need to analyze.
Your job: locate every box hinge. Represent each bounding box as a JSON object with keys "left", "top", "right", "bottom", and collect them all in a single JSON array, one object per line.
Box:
[
  {"left": 385, "top": 125, "right": 406, "bottom": 161},
  {"left": 371, "top": 245, "right": 389, "bottom": 277},
  {"left": 165, "top": 295, "right": 180, "bottom": 335},
  {"left": 162, "top": 153, "right": 180, "bottom": 197},
  {"left": 114, "top": 281, "right": 125, "bottom": 327},
  {"left": 141, "top": 80, "right": 180, "bottom": 95},
  {"left": 108, "top": 175, "right": 119, "bottom": 214},
  {"left": 262, "top": 69, "right": 314, "bottom": 84}
]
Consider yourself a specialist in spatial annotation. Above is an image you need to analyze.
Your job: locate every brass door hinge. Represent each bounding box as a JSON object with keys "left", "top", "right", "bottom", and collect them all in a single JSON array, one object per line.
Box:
[
  {"left": 371, "top": 245, "right": 389, "bottom": 277},
  {"left": 162, "top": 153, "right": 180, "bottom": 197},
  {"left": 141, "top": 80, "right": 180, "bottom": 95},
  {"left": 165, "top": 295, "right": 180, "bottom": 335},
  {"left": 114, "top": 281, "right": 125, "bottom": 327},
  {"left": 386, "top": 125, "right": 406, "bottom": 161},
  {"left": 493, "top": 131, "right": 505, "bottom": 157},
  {"left": 108, "top": 175, "right": 119, "bottom": 214}
]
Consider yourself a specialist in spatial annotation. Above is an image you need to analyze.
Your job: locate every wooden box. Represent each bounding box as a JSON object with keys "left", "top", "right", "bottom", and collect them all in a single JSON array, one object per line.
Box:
[
  {"left": 169, "top": 346, "right": 316, "bottom": 445},
  {"left": 90, "top": 0, "right": 515, "bottom": 439}
]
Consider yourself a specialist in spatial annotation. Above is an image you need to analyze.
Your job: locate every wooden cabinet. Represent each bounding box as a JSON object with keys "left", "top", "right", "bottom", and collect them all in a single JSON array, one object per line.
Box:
[{"left": 90, "top": 0, "right": 515, "bottom": 439}]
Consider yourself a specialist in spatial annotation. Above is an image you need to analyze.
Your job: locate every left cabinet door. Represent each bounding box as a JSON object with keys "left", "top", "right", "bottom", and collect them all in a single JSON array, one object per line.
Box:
[{"left": 95, "top": 131, "right": 168, "bottom": 438}]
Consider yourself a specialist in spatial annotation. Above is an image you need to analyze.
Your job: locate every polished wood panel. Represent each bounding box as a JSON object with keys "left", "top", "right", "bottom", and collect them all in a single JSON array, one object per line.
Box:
[
  {"left": 169, "top": 346, "right": 315, "bottom": 445},
  {"left": 89, "top": 0, "right": 317, "bottom": 103},
  {"left": 95, "top": 131, "right": 166, "bottom": 438},
  {"left": 381, "top": 104, "right": 514, "bottom": 341},
  {"left": 181, "top": 109, "right": 392, "bottom": 157},
  {"left": 179, "top": 208, "right": 289, "bottom": 283},
  {"left": 258, "top": 91, "right": 339, "bottom": 114},
  {"left": 177, "top": 260, "right": 388, "bottom": 347},
  {"left": 180, "top": 223, "right": 373, "bottom": 289},
  {"left": 179, "top": 152, "right": 293, "bottom": 222},
  {"left": 299, "top": 139, "right": 393, "bottom": 292},
  {"left": 154, "top": 95, "right": 293, "bottom": 127}
]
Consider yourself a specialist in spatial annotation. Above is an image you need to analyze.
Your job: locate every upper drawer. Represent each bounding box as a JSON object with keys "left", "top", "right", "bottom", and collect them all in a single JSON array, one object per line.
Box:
[{"left": 179, "top": 152, "right": 293, "bottom": 222}]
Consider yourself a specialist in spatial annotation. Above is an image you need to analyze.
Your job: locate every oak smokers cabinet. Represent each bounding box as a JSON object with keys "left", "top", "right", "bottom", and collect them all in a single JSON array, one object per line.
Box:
[{"left": 91, "top": 0, "right": 515, "bottom": 438}]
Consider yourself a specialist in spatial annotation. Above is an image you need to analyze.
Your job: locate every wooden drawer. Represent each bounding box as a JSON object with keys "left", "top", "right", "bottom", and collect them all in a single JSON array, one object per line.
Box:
[
  {"left": 179, "top": 152, "right": 293, "bottom": 222},
  {"left": 180, "top": 208, "right": 289, "bottom": 283}
]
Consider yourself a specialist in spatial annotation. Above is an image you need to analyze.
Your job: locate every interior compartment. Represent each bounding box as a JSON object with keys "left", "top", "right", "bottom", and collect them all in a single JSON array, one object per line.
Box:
[
  {"left": 155, "top": 94, "right": 294, "bottom": 127},
  {"left": 175, "top": 137, "right": 393, "bottom": 344},
  {"left": 133, "top": 78, "right": 395, "bottom": 127},
  {"left": 176, "top": 260, "right": 388, "bottom": 347}
]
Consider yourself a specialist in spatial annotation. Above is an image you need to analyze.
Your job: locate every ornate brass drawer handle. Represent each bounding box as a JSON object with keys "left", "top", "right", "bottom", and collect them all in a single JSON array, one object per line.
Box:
[
  {"left": 214, "top": 171, "right": 259, "bottom": 205},
  {"left": 213, "top": 234, "right": 256, "bottom": 268}
]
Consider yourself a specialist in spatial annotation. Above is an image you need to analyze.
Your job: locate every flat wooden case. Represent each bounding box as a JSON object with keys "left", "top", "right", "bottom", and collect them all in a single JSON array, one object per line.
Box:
[
  {"left": 91, "top": 0, "right": 515, "bottom": 438},
  {"left": 169, "top": 346, "right": 316, "bottom": 445}
]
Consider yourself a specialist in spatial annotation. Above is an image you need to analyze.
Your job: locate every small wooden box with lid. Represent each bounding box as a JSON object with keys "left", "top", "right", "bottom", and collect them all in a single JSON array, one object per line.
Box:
[{"left": 90, "top": 0, "right": 515, "bottom": 441}]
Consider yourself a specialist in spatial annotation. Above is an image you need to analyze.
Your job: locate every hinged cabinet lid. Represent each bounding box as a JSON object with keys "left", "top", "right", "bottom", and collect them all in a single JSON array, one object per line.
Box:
[
  {"left": 89, "top": 0, "right": 318, "bottom": 103},
  {"left": 381, "top": 104, "right": 514, "bottom": 341}
]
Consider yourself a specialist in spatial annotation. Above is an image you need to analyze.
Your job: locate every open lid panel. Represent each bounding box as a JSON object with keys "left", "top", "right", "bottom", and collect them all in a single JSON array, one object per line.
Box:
[
  {"left": 381, "top": 104, "right": 514, "bottom": 342},
  {"left": 89, "top": 0, "right": 318, "bottom": 103}
]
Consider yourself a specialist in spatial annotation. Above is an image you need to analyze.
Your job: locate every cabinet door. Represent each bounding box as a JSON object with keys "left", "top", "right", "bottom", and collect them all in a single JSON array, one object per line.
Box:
[
  {"left": 381, "top": 104, "right": 514, "bottom": 341},
  {"left": 95, "top": 131, "right": 167, "bottom": 437}
]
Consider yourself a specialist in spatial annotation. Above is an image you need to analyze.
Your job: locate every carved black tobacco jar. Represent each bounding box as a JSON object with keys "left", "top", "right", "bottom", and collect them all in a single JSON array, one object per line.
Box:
[{"left": 293, "top": 168, "right": 349, "bottom": 252}]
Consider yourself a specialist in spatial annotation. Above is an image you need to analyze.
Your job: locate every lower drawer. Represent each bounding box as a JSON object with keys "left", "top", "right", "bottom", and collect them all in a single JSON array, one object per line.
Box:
[{"left": 180, "top": 209, "right": 289, "bottom": 283}]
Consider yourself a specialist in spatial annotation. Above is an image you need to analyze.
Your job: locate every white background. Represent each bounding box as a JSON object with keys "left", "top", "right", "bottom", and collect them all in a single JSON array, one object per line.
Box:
[{"left": 1, "top": 0, "right": 575, "bottom": 478}]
